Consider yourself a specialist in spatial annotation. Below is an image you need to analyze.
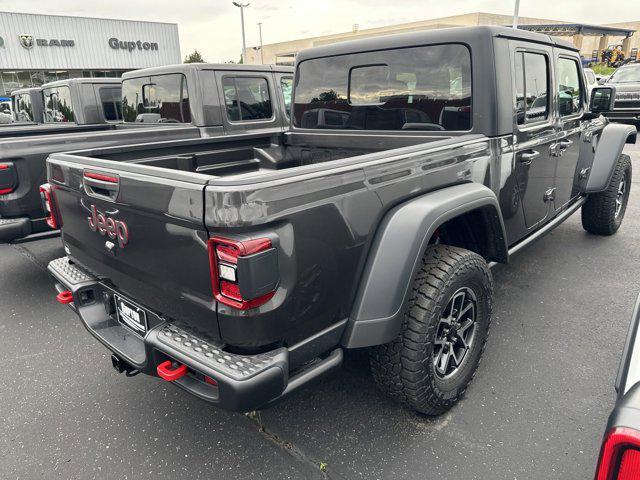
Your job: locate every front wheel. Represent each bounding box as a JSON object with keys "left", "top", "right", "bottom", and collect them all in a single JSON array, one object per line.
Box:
[
  {"left": 581, "top": 154, "right": 632, "bottom": 235},
  {"left": 370, "top": 245, "right": 493, "bottom": 415}
]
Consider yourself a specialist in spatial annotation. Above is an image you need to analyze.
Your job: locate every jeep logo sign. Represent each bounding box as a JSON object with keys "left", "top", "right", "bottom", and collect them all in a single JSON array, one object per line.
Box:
[
  {"left": 108, "top": 37, "right": 158, "bottom": 52},
  {"left": 88, "top": 205, "right": 129, "bottom": 248}
]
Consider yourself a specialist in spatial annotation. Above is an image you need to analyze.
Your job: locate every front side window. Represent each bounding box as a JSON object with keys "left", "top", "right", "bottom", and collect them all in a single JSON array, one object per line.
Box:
[
  {"left": 280, "top": 77, "right": 293, "bottom": 117},
  {"left": 43, "top": 86, "right": 75, "bottom": 123},
  {"left": 514, "top": 52, "right": 549, "bottom": 125},
  {"left": 121, "top": 74, "right": 191, "bottom": 123},
  {"left": 99, "top": 87, "right": 123, "bottom": 121},
  {"left": 222, "top": 76, "right": 273, "bottom": 122},
  {"left": 293, "top": 44, "right": 472, "bottom": 131},
  {"left": 557, "top": 58, "right": 583, "bottom": 116},
  {"left": 13, "top": 94, "right": 33, "bottom": 122}
]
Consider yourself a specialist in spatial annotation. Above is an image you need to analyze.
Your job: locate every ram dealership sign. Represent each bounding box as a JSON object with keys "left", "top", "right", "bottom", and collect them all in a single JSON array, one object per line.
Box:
[
  {"left": 18, "top": 34, "right": 75, "bottom": 49},
  {"left": 109, "top": 37, "right": 159, "bottom": 52}
]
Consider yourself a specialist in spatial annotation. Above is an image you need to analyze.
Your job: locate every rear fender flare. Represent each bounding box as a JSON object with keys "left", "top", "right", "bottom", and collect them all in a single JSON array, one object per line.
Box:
[
  {"left": 341, "top": 183, "right": 507, "bottom": 349},
  {"left": 585, "top": 123, "right": 636, "bottom": 193}
]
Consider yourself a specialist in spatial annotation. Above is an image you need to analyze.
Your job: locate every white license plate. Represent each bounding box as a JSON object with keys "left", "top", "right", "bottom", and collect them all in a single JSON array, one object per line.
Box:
[{"left": 114, "top": 294, "right": 147, "bottom": 334}]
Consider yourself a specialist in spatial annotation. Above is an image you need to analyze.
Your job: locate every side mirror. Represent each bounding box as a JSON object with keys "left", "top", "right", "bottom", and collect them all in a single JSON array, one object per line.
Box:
[{"left": 589, "top": 86, "right": 616, "bottom": 113}]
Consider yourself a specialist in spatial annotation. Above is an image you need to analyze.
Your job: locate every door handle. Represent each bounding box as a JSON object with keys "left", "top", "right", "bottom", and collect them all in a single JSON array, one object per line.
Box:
[{"left": 519, "top": 150, "right": 540, "bottom": 165}]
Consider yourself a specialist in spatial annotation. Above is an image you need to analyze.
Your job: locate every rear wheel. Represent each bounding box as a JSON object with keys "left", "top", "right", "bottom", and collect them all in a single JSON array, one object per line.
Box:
[
  {"left": 581, "top": 154, "right": 632, "bottom": 235},
  {"left": 370, "top": 245, "right": 493, "bottom": 415}
]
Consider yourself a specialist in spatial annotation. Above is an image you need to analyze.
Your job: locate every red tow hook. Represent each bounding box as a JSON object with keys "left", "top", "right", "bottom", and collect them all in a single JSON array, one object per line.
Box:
[
  {"left": 56, "top": 290, "right": 74, "bottom": 304},
  {"left": 157, "top": 360, "right": 188, "bottom": 381}
]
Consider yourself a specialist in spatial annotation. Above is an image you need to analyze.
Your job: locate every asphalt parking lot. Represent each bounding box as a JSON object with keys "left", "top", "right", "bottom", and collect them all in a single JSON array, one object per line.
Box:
[{"left": 1, "top": 141, "right": 639, "bottom": 480}]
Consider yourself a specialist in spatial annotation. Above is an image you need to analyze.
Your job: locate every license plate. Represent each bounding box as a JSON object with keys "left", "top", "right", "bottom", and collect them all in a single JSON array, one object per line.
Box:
[{"left": 114, "top": 294, "right": 147, "bottom": 335}]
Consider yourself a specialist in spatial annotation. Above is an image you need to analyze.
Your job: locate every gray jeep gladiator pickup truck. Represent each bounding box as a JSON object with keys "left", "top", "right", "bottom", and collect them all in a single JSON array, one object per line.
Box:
[
  {"left": 1, "top": 78, "right": 121, "bottom": 132},
  {"left": 46, "top": 26, "right": 635, "bottom": 414},
  {"left": 0, "top": 64, "right": 293, "bottom": 242}
]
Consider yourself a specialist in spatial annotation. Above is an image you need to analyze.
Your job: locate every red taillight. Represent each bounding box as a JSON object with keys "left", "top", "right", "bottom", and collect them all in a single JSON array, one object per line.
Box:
[
  {"left": 0, "top": 164, "right": 10, "bottom": 170},
  {"left": 0, "top": 163, "right": 13, "bottom": 194},
  {"left": 0, "top": 188, "right": 13, "bottom": 195},
  {"left": 39, "top": 183, "right": 61, "bottom": 229},
  {"left": 596, "top": 427, "right": 640, "bottom": 480},
  {"left": 208, "top": 236, "right": 276, "bottom": 310}
]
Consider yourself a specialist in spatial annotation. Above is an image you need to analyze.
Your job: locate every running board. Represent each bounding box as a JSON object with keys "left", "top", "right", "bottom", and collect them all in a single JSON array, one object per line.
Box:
[{"left": 489, "top": 196, "right": 587, "bottom": 268}]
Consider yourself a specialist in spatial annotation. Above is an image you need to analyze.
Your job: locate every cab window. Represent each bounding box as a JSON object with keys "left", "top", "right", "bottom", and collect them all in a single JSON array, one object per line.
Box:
[
  {"left": 43, "top": 86, "right": 75, "bottom": 123},
  {"left": 280, "top": 77, "right": 293, "bottom": 117},
  {"left": 514, "top": 52, "right": 550, "bottom": 125},
  {"left": 557, "top": 58, "right": 583, "bottom": 116},
  {"left": 121, "top": 74, "right": 191, "bottom": 123},
  {"left": 13, "top": 94, "right": 33, "bottom": 122},
  {"left": 294, "top": 43, "right": 472, "bottom": 131},
  {"left": 222, "top": 76, "right": 273, "bottom": 122},
  {"left": 99, "top": 87, "right": 123, "bottom": 121}
]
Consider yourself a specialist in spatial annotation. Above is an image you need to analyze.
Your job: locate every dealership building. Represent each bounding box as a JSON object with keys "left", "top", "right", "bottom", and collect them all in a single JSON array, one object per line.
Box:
[
  {"left": 244, "top": 12, "right": 640, "bottom": 65},
  {"left": 0, "top": 11, "right": 181, "bottom": 96}
]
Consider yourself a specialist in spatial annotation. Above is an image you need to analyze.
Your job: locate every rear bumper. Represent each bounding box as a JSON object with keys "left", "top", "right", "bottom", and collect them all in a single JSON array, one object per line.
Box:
[
  {"left": 48, "top": 256, "right": 342, "bottom": 412},
  {"left": 0, "top": 216, "right": 55, "bottom": 243},
  {"left": 0, "top": 217, "right": 31, "bottom": 242}
]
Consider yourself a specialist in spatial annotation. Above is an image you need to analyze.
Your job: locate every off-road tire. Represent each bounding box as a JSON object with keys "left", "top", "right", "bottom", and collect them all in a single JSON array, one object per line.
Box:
[
  {"left": 370, "top": 245, "right": 493, "bottom": 415},
  {"left": 581, "top": 154, "right": 632, "bottom": 235}
]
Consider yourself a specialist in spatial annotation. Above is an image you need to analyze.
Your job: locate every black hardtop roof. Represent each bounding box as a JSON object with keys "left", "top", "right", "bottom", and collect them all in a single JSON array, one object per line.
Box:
[
  {"left": 122, "top": 63, "right": 294, "bottom": 80},
  {"left": 41, "top": 77, "right": 121, "bottom": 89},
  {"left": 296, "top": 25, "right": 578, "bottom": 62}
]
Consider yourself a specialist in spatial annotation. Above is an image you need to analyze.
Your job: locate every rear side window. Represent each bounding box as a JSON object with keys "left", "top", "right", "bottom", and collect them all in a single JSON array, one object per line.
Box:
[
  {"left": 222, "top": 76, "right": 273, "bottom": 122},
  {"left": 585, "top": 70, "right": 596, "bottom": 85},
  {"left": 280, "top": 77, "right": 293, "bottom": 117},
  {"left": 293, "top": 43, "right": 472, "bottom": 131},
  {"left": 13, "top": 94, "right": 33, "bottom": 122},
  {"left": 121, "top": 74, "right": 191, "bottom": 123},
  {"left": 99, "top": 87, "right": 123, "bottom": 121},
  {"left": 43, "top": 86, "right": 75, "bottom": 123},
  {"left": 557, "top": 58, "right": 583, "bottom": 116},
  {"left": 514, "top": 52, "right": 549, "bottom": 125}
]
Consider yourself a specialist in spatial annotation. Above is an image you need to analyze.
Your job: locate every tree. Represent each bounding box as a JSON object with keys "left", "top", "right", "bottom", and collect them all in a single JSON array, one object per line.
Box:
[{"left": 184, "top": 50, "right": 206, "bottom": 63}]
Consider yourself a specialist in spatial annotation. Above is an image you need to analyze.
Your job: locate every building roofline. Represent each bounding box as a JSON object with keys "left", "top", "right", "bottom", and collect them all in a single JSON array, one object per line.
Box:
[
  {"left": 0, "top": 10, "right": 178, "bottom": 26},
  {"left": 295, "top": 25, "right": 577, "bottom": 64}
]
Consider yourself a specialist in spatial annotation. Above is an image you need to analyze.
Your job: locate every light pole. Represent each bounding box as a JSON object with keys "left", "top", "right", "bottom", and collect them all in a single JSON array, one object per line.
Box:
[
  {"left": 257, "top": 22, "right": 264, "bottom": 64},
  {"left": 512, "top": 0, "right": 520, "bottom": 29},
  {"left": 232, "top": 2, "right": 250, "bottom": 63}
]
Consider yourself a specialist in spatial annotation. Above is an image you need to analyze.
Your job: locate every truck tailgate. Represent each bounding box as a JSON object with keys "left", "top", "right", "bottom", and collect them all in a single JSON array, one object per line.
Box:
[{"left": 47, "top": 155, "right": 219, "bottom": 340}]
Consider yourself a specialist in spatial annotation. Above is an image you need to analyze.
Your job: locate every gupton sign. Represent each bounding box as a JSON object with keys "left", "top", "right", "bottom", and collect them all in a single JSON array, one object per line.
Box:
[{"left": 108, "top": 37, "right": 159, "bottom": 52}]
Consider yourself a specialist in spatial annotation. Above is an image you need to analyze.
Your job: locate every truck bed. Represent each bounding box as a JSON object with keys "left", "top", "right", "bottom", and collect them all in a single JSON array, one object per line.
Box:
[{"left": 57, "top": 131, "right": 468, "bottom": 183}]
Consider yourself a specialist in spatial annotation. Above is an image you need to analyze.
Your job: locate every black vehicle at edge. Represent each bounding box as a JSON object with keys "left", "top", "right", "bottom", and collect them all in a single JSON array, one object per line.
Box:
[{"left": 45, "top": 26, "right": 635, "bottom": 414}]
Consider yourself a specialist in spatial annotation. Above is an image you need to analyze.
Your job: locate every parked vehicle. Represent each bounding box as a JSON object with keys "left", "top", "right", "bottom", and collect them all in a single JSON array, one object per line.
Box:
[
  {"left": 9, "top": 87, "right": 44, "bottom": 124},
  {"left": 595, "top": 295, "right": 640, "bottom": 479},
  {"left": 0, "top": 98, "right": 12, "bottom": 124},
  {"left": 1, "top": 78, "right": 122, "bottom": 134},
  {"left": 46, "top": 26, "right": 635, "bottom": 414},
  {"left": 598, "top": 63, "right": 640, "bottom": 127},
  {"left": 584, "top": 67, "right": 598, "bottom": 99},
  {"left": 0, "top": 64, "right": 293, "bottom": 242}
]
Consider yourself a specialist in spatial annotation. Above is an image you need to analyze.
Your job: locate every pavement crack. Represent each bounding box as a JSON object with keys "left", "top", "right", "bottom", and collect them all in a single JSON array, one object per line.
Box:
[
  {"left": 246, "top": 410, "right": 340, "bottom": 479},
  {"left": 11, "top": 243, "right": 48, "bottom": 271}
]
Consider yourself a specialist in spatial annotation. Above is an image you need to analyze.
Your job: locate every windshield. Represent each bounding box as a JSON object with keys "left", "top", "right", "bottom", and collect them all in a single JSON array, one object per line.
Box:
[{"left": 609, "top": 67, "right": 640, "bottom": 83}]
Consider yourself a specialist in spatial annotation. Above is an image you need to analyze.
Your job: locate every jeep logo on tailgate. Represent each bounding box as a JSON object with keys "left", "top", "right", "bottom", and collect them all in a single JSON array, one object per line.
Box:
[{"left": 88, "top": 205, "right": 129, "bottom": 248}]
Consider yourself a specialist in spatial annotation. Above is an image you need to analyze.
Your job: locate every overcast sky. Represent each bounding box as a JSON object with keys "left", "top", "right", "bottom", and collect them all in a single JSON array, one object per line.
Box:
[{"left": 0, "top": 0, "right": 638, "bottom": 62}]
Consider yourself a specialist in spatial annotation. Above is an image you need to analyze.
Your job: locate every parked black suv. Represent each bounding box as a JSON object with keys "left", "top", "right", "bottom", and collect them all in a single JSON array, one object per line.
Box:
[{"left": 46, "top": 26, "right": 635, "bottom": 414}]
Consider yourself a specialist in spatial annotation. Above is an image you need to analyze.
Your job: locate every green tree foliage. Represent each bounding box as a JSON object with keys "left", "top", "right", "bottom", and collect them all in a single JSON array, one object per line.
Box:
[{"left": 184, "top": 50, "right": 206, "bottom": 63}]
